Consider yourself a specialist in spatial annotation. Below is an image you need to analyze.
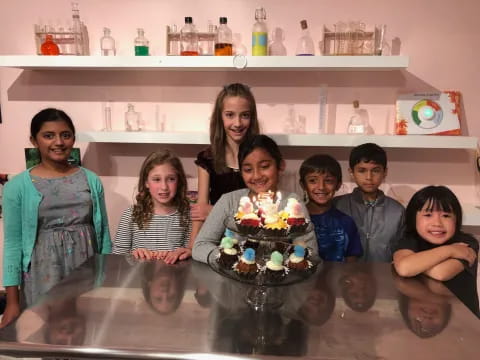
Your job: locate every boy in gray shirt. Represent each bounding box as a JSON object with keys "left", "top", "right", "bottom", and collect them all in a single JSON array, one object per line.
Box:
[{"left": 334, "top": 143, "right": 405, "bottom": 262}]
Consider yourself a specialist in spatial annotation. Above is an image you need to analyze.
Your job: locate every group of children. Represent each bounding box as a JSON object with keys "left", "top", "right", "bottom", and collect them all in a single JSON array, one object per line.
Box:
[{"left": 1, "top": 83, "right": 478, "bottom": 328}]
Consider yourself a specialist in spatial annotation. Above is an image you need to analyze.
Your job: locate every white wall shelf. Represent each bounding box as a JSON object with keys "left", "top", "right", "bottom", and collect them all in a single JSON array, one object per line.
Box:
[
  {"left": 77, "top": 131, "right": 478, "bottom": 149},
  {"left": 0, "top": 55, "right": 409, "bottom": 71}
]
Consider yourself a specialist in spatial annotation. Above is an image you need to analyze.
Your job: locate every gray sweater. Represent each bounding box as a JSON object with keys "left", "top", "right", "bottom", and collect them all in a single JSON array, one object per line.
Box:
[
  {"left": 334, "top": 187, "right": 405, "bottom": 262},
  {"left": 192, "top": 188, "right": 318, "bottom": 263}
]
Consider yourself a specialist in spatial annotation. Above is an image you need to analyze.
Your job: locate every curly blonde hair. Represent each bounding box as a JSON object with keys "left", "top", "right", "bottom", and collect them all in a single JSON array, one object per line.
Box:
[{"left": 132, "top": 150, "right": 190, "bottom": 229}]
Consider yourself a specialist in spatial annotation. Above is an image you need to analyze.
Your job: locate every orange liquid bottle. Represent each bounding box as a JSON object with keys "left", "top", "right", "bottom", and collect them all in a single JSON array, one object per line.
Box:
[
  {"left": 180, "top": 17, "right": 199, "bottom": 56},
  {"left": 215, "top": 17, "right": 233, "bottom": 56},
  {"left": 41, "top": 34, "right": 60, "bottom": 55}
]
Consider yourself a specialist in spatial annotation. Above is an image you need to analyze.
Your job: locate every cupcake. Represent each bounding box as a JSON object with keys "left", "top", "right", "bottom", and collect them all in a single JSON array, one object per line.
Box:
[
  {"left": 289, "top": 240, "right": 310, "bottom": 258},
  {"left": 217, "top": 237, "right": 239, "bottom": 269},
  {"left": 234, "top": 196, "right": 255, "bottom": 221},
  {"left": 264, "top": 251, "right": 287, "bottom": 283},
  {"left": 283, "top": 198, "right": 308, "bottom": 233},
  {"left": 262, "top": 214, "right": 288, "bottom": 237},
  {"left": 237, "top": 213, "right": 262, "bottom": 235},
  {"left": 224, "top": 229, "right": 241, "bottom": 251},
  {"left": 286, "top": 245, "right": 313, "bottom": 271},
  {"left": 244, "top": 237, "right": 260, "bottom": 250},
  {"left": 273, "top": 240, "right": 290, "bottom": 254},
  {"left": 234, "top": 248, "right": 259, "bottom": 279}
]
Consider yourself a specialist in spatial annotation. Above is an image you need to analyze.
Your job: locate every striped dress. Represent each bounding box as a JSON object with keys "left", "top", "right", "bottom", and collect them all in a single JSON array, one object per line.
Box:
[{"left": 113, "top": 207, "right": 191, "bottom": 254}]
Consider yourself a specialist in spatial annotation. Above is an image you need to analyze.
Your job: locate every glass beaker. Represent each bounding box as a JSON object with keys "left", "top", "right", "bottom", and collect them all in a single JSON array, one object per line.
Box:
[{"left": 374, "top": 24, "right": 387, "bottom": 55}]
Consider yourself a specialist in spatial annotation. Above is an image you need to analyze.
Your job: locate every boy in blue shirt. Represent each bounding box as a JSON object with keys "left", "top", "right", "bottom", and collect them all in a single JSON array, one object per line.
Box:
[
  {"left": 299, "top": 154, "right": 362, "bottom": 262},
  {"left": 334, "top": 143, "right": 405, "bottom": 262}
]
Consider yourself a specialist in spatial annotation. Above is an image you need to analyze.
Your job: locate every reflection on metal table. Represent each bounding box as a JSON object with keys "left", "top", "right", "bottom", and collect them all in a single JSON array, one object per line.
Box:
[{"left": 0, "top": 254, "right": 478, "bottom": 359}]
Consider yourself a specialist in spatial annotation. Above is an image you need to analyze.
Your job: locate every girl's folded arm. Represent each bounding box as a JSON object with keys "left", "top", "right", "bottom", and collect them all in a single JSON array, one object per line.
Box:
[
  {"left": 393, "top": 247, "right": 453, "bottom": 277},
  {"left": 423, "top": 259, "right": 465, "bottom": 281}
]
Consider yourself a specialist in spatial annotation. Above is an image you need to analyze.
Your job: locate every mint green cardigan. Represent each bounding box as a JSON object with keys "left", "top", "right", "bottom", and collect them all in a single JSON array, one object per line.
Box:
[{"left": 2, "top": 167, "right": 111, "bottom": 287}]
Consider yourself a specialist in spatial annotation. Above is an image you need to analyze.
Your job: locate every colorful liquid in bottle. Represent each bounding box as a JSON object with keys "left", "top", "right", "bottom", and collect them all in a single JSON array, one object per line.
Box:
[
  {"left": 41, "top": 35, "right": 60, "bottom": 55},
  {"left": 180, "top": 50, "right": 199, "bottom": 56},
  {"left": 135, "top": 45, "right": 149, "bottom": 56},
  {"left": 215, "top": 43, "right": 233, "bottom": 56},
  {"left": 252, "top": 32, "right": 267, "bottom": 56}
]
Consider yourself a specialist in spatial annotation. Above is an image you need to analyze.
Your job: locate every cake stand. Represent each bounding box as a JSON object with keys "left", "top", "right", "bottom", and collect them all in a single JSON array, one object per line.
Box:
[{"left": 207, "top": 220, "right": 320, "bottom": 310}]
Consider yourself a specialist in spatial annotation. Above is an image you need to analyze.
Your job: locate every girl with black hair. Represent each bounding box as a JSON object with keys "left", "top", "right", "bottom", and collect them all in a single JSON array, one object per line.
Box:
[
  {"left": 192, "top": 135, "right": 318, "bottom": 263},
  {"left": 393, "top": 185, "right": 478, "bottom": 281}
]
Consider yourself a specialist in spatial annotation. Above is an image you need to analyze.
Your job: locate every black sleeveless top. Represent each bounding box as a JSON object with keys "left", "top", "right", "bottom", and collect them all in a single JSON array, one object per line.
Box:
[{"left": 195, "top": 147, "right": 246, "bottom": 205}]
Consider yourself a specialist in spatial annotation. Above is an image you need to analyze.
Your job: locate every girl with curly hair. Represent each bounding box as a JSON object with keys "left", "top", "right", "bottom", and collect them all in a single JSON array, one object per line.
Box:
[{"left": 113, "top": 150, "right": 191, "bottom": 263}]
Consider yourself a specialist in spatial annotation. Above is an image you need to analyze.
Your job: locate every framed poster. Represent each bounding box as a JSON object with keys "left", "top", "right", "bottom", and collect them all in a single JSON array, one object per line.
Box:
[{"left": 24, "top": 148, "right": 82, "bottom": 168}]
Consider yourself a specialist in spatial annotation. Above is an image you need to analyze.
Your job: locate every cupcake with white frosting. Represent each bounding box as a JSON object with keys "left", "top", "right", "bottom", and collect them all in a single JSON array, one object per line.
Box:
[{"left": 264, "top": 251, "right": 287, "bottom": 282}]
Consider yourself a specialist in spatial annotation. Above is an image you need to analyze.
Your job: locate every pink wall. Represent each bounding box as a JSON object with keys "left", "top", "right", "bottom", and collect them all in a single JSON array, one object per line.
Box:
[{"left": 1, "top": 0, "right": 480, "bottom": 247}]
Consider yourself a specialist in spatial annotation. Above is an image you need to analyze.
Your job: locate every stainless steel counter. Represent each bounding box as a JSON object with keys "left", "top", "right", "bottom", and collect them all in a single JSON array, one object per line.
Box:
[{"left": 0, "top": 254, "right": 478, "bottom": 359}]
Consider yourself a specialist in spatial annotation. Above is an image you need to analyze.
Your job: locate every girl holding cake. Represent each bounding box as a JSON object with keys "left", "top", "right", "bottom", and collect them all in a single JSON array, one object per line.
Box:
[
  {"left": 192, "top": 135, "right": 318, "bottom": 263},
  {"left": 113, "top": 150, "right": 192, "bottom": 264},
  {"left": 190, "top": 83, "right": 260, "bottom": 244}
]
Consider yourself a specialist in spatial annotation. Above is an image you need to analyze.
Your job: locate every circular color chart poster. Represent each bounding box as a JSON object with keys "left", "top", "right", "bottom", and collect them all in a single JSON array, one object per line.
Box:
[{"left": 412, "top": 99, "right": 443, "bottom": 129}]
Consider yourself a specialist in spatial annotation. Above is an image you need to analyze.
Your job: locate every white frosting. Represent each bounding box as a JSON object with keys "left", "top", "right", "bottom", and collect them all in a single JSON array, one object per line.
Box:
[
  {"left": 223, "top": 248, "right": 238, "bottom": 256},
  {"left": 240, "top": 256, "right": 256, "bottom": 265},
  {"left": 264, "top": 214, "right": 279, "bottom": 224},
  {"left": 284, "top": 198, "right": 305, "bottom": 218},
  {"left": 266, "top": 260, "right": 284, "bottom": 271},
  {"left": 288, "top": 253, "right": 305, "bottom": 264},
  {"left": 238, "top": 196, "right": 254, "bottom": 214},
  {"left": 241, "top": 213, "right": 260, "bottom": 220}
]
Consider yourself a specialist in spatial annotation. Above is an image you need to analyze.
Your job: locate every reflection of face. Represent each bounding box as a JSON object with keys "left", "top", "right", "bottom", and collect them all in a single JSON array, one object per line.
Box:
[
  {"left": 31, "top": 120, "right": 75, "bottom": 165},
  {"left": 299, "top": 288, "right": 330, "bottom": 322},
  {"left": 350, "top": 161, "right": 386, "bottom": 196},
  {"left": 407, "top": 299, "right": 447, "bottom": 337},
  {"left": 149, "top": 274, "right": 177, "bottom": 314},
  {"left": 47, "top": 316, "right": 85, "bottom": 345},
  {"left": 416, "top": 203, "right": 456, "bottom": 245},
  {"left": 341, "top": 272, "right": 376, "bottom": 312},
  {"left": 241, "top": 148, "right": 281, "bottom": 196},
  {"left": 222, "top": 96, "right": 251, "bottom": 143},
  {"left": 145, "top": 163, "right": 178, "bottom": 210}
]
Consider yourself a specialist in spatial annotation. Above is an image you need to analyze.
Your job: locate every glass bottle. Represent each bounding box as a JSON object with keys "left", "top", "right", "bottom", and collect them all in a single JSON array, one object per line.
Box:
[
  {"left": 232, "top": 33, "right": 247, "bottom": 55},
  {"left": 71, "top": 2, "right": 83, "bottom": 55},
  {"left": 41, "top": 34, "right": 60, "bottom": 55},
  {"left": 296, "top": 20, "right": 315, "bottom": 56},
  {"left": 134, "top": 28, "right": 149, "bottom": 56},
  {"left": 252, "top": 7, "right": 268, "bottom": 56},
  {"left": 180, "top": 17, "right": 199, "bottom": 56},
  {"left": 103, "top": 102, "right": 112, "bottom": 131},
  {"left": 268, "top": 28, "right": 287, "bottom": 55},
  {"left": 347, "top": 100, "right": 367, "bottom": 134},
  {"left": 100, "top": 27, "right": 116, "bottom": 56},
  {"left": 125, "top": 104, "right": 140, "bottom": 131},
  {"left": 215, "top": 17, "right": 232, "bottom": 56}
]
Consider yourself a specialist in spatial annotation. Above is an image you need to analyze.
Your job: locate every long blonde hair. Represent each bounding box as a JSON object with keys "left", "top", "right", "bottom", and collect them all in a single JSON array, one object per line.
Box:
[
  {"left": 210, "top": 83, "right": 260, "bottom": 173},
  {"left": 132, "top": 150, "right": 189, "bottom": 229}
]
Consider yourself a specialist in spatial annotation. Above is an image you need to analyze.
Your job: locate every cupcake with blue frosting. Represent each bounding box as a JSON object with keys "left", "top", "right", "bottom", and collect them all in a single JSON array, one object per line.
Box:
[
  {"left": 234, "top": 248, "right": 259, "bottom": 279},
  {"left": 286, "top": 245, "right": 313, "bottom": 271}
]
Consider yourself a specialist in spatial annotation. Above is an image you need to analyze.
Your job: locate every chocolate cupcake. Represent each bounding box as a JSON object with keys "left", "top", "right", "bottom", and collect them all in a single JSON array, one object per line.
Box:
[
  {"left": 217, "top": 237, "right": 239, "bottom": 269},
  {"left": 234, "top": 248, "right": 259, "bottom": 279},
  {"left": 244, "top": 238, "right": 260, "bottom": 250},
  {"left": 264, "top": 251, "right": 287, "bottom": 283},
  {"left": 286, "top": 245, "right": 312, "bottom": 271},
  {"left": 236, "top": 214, "right": 262, "bottom": 235}
]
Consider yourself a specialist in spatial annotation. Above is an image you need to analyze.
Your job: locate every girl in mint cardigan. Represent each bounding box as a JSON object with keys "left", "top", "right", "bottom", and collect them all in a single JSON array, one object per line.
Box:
[{"left": 1, "top": 108, "right": 111, "bottom": 328}]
